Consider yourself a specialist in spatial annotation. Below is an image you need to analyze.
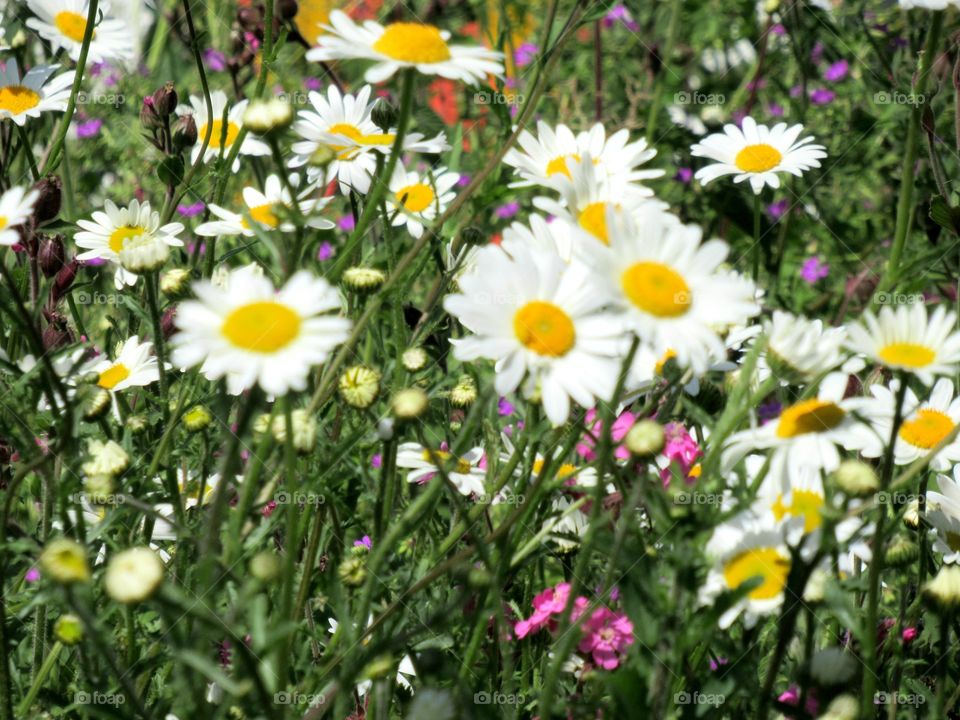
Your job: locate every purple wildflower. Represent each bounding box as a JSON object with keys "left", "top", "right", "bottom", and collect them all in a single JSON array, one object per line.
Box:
[{"left": 800, "top": 256, "right": 829, "bottom": 284}]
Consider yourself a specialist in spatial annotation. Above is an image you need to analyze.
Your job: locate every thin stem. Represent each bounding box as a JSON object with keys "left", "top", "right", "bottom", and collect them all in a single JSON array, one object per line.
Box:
[{"left": 645, "top": 0, "right": 683, "bottom": 142}]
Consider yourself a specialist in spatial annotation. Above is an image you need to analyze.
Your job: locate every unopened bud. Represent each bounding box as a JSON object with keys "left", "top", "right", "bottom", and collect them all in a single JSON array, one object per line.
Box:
[
  {"left": 172, "top": 114, "right": 198, "bottom": 151},
  {"left": 53, "top": 614, "right": 84, "bottom": 645},
  {"left": 32, "top": 175, "right": 61, "bottom": 224},
  {"left": 460, "top": 226, "right": 485, "bottom": 246},
  {"left": 151, "top": 81, "right": 178, "bottom": 117},
  {"left": 392, "top": 388, "right": 429, "bottom": 420},
  {"left": 161, "top": 306, "right": 178, "bottom": 340},
  {"left": 625, "top": 420, "right": 665, "bottom": 457},
  {"left": 832, "top": 460, "right": 878, "bottom": 497},
  {"left": 38, "top": 235, "right": 66, "bottom": 278},
  {"left": 371, "top": 101, "right": 398, "bottom": 132},
  {"left": 343, "top": 266, "right": 386, "bottom": 293},
  {"left": 243, "top": 98, "right": 293, "bottom": 134},
  {"left": 140, "top": 96, "right": 162, "bottom": 130}
]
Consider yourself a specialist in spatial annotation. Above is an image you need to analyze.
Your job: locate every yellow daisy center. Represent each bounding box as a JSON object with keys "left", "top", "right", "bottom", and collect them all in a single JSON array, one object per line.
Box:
[
  {"left": 899, "top": 408, "right": 954, "bottom": 449},
  {"left": 578, "top": 202, "right": 614, "bottom": 244},
  {"left": 108, "top": 225, "right": 148, "bottom": 254},
  {"left": 771, "top": 489, "right": 825, "bottom": 533},
  {"left": 242, "top": 203, "right": 281, "bottom": 229},
  {"left": 655, "top": 349, "right": 677, "bottom": 375},
  {"left": 199, "top": 120, "right": 241, "bottom": 149},
  {"left": 878, "top": 342, "right": 936, "bottom": 369},
  {"left": 0, "top": 86, "right": 41, "bottom": 115},
  {"left": 396, "top": 183, "right": 435, "bottom": 213},
  {"left": 621, "top": 261, "right": 692, "bottom": 318},
  {"left": 55, "top": 10, "right": 91, "bottom": 42},
  {"left": 97, "top": 363, "right": 131, "bottom": 390},
  {"left": 373, "top": 23, "right": 452, "bottom": 64},
  {"left": 776, "top": 399, "right": 845, "bottom": 438},
  {"left": 0, "top": 217, "right": 7, "bottom": 230},
  {"left": 513, "top": 301, "right": 576, "bottom": 357},
  {"left": 422, "top": 449, "right": 471, "bottom": 474},
  {"left": 722, "top": 547, "right": 790, "bottom": 600},
  {"left": 546, "top": 153, "right": 581, "bottom": 179},
  {"left": 532, "top": 458, "right": 578, "bottom": 479},
  {"left": 734, "top": 143, "right": 782, "bottom": 173},
  {"left": 294, "top": 0, "right": 331, "bottom": 46},
  {"left": 221, "top": 301, "right": 302, "bottom": 353}
]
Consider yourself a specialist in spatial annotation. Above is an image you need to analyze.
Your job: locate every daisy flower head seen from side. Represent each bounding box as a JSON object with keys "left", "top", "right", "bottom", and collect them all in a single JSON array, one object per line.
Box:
[
  {"left": 386, "top": 165, "right": 459, "bottom": 238},
  {"left": 306, "top": 10, "right": 504, "bottom": 84},
  {"left": 0, "top": 58, "right": 75, "bottom": 126},
  {"left": 170, "top": 265, "right": 351, "bottom": 396},
  {"left": 0, "top": 185, "right": 40, "bottom": 245},
  {"left": 75, "top": 199, "right": 185, "bottom": 289},
  {"left": 499, "top": 214, "right": 574, "bottom": 264},
  {"left": 396, "top": 442, "right": 486, "bottom": 497},
  {"left": 846, "top": 303, "right": 960, "bottom": 385},
  {"left": 26, "top": 0, "right": 135, "bottom": 64},
  {"left": 80, "top": 335, "right": 160, "bottom": 393},
  {"left": 443, "top": 241, "right": 625, "bottom": 426},
  {"left": 927, "top": 467, "right": 960, "bottom": 564},
  {"left": 584, "top": 203, "right": 759, "bottom": 374},
  {"left": 178, "top": 90, "right": 270, "bottom": 171},
  {"left": 690, "top": 116, "right": 827, "bottom": 194},
  {"left": 503, "top": 121, "right": 664, "bottom": 190},
  {"left": 759, "top": 311, "right": 849, "bottom": 384},
  {"left": 196, "top": 174, "right": 334, "bottom": 237}
]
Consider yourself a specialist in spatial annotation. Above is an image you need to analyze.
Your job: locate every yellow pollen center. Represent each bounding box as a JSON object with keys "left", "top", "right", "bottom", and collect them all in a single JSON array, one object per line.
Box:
[
  {"left": 0, "top": 217, "right": 7, "bottom": 230},
  {"left": 621, "top": 262, "right": 692, "bottom": 318},
  {"left": 373, "top": 23, "right": 452, "bottom": 64},
  {"left": 546, "top": 153, "right": 581, "bottom": 179},
  {"left": 878, "top": 342, "right": 936, "bottom": 369},
  {"left": 776, "top": 399, "right": 845, "bottom": 438},
  {"left": 200, "top": 120, "right": 240, "bottom": 149},
  {"left": 422, "top": 449, "right": 471, "bottom": 474},
  {"left": 734, "top": 143, "right": 782, "bottom": 173},
  {"left": 532, "top": 458, "right": 578, "bottom": 479},
  {"left": 55, "top": 11, "right": 91, "bottom": 42},
  {"left": 396, "top": 183, "right": 435, "bottom": 213},
  {"left": 221, "top": 301, "right": 301, "bottom": 353},
  {"left": 513, "top": 301, "right": 576, "bottom": 357},
  {"left": 771, "top": 489, "right": 825, "bottom": 533},
  {"left": 243, "top": 203, "right": 281, "bottom": 229},
  {"left": 722, "top": 547, "right": 790, "bottom": 600},
  {"left": 578, "top": 202, "right": 613, "bottom": 244},
  {"left": 97, "top": 363, "right": 130, "bottom": 390},
  {"left": 108, "top": 226, "right": 148, "bottom": 254},
  {"left": 0, "top": 86, "right": 41, "bottom": 115},
  {"left": 294, "top": 0, "right": 331, "bottom": 45},
  {"left": 899, "top": 408, "right": 954, "bottom": 449}
]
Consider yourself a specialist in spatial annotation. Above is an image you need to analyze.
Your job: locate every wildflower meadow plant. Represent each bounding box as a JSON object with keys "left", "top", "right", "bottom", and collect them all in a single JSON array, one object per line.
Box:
[{"left": 2, "top": 1, "right": 960, "bottom": 719}]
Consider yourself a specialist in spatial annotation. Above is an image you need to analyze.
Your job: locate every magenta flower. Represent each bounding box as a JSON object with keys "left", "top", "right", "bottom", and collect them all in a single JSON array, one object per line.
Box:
[
  {"left": 353, "top": 535, "right": 372, "bottom": 550},
  {"left": 25, "top": 567, "right": 40, "bottom": 583},
  {"left": 823, "top": 59, "right": 849, "bottom": 82},
  {"left": 203, "top": 49, "right": 227, "bottom": 72},
  {"left": 498, "top": 397, "right": 515, "bottom": 416},
  {"left": 514, "top": 43, "right": 538, "bottom": 68},
  {"left": 767, "top": 199, "right": 789, "bottom": 220},
  {"left": 317, "top": 241, "right": 334, "bottom": 261},
  {"left": 178, "top": 201, "right": 206, "bottom": 217},
  {"left": 800, "top": 256, "right": 829, "bottom": 284},
  {"left": 75, "top": 118, "right": 103, "bottom": 139},
  {"left": 338, "top": 215, "right": 356, "bottom": 231},
  {"left": 576, "top": 408, "right": 637, "bottom": 462},
  {"left": 659, "top": 423, "right": 702, "bottom": 484},
  {"left": 809, "top": 88, "right": 835, "bottom": 105},
  {"left": 494, "top": 201, "right": 520, "bottom": 220},
  {"left": 674, "top": 167, "right": 693, "bottom": 183},
  {"left": 578, "top": 607, "right": 634, "bottom": 670}
]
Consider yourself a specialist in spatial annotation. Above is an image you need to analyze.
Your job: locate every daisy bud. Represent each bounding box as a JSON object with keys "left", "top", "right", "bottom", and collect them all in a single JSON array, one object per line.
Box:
[
  {"left": 84, "top": 474, "right": 114, "bottom": 504},
  {"left": 38, "top": 235, "right": 66, "bottom": 278},
  {"left": 78, "top": 385, "right": 111, "bottom": 421},
  {"left": 82, "top": 439, "right": 129, "bottom": 478},
  {"left": 160, "top": 268, "right": 192, "bottom": 298},
  {"left": 377, "top": 418, "right": 395, "bottom": 440},
  {"left": 338, "top": 555, "right": 367, "bottom": 587},
  {"left": 119, "top": 234, "right": 170, "bottom": 273},
  {"left": 308, "top": 144, "right": 337, "bottom": 169},
  {"left": 803, "top": 568, "right": 829, "bottom": 603},
  {"left": 172, "top": 114, "right": 198, "bottom": 151},
  {"left": 625, "top": 420, "right": 665, "bottom": 457},
  {"left": 401, "top": 347, "right": 428, "bottom": 372},
  {"left": 460, "top": 226, "right": 485, "bottom": 246},
  {"left": 339, "top": 366, "right": 381, "bottom": 409},
  {"left": 903, "top": 498, "right": 921, "bottom": 529},
  {"left": 32, "top": 175, "right": 62, "bottom": 224},
  {"left": 371, "top": 100, "right": 398, "bottom": 132},
  {"left": 343, "top": 266, "right": 386, "bottom": 293},
  {"left": 243, "top": 98, "right": 293, "bottom": 134},
  {"left": 885, "top": 536, "right": 919, "bottom": 568},
  {"left": 105, "top": 547, "right": 164, "bottom": 604},
  {"left": 392, "top": 388, "right": 429, "bottom": 420},
  {"left": 923, "top": 565, "right": 960, "bottom": 611},
  {"left": 450, "top": 376, "right": 477, "bottom": 408},
  {"left": 151, "top": 81, "right": 178, "bottom": 117},
  {"left": 183, "top": 405, "right": 213, "bottom": 432},
  {"left": 271, "top": 409, "right": 318, "bottom": 453},
  {"left": 818, "top": 695, "right": 858, "bottom": 720},
  {"left": 831, "top": 460, "right": 877, "bottom": 497},
  {"left": 126, "top": 415, "right": 148, "bottom": 434},
  {"left": 53, "top": 614, "right": 84, "bottom": 646},
  {"left": 276, "top": 0, "right": 298, "bottom": 21},
  {"left": 140, "top": 96, "right": 163, "bottom": 130},
  {"left": 250, "top": 551, "right": 282, "bottom": 582},
  {"left": 39, "top": 538, "right": 90, "bottom": 584}
]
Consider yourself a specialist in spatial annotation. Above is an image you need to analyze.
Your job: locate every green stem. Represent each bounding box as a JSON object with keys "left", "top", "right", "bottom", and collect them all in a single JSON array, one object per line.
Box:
[
  {"left": 645, "top": 0, "right": 683, "bottom": 142},
  {"left": 16, "top": 642, "right": 62, "bottom": 717},
  {"left": 752, "top": 191, "right": 762, "bottom": 282},
  {"left": 16, "top": 125, "right": 39, "bottom": 181}
]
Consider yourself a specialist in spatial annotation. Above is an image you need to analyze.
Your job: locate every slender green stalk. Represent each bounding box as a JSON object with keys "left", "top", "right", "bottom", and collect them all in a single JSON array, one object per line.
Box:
[
  {"left": 646, "top": 0, "right": 683, "bottom": 141},
  {"left": 752, "top": 192, "right": 762, "bottom": 281},
  {"left": 16, "top": 642, "right": 62, "bottom": 717}
]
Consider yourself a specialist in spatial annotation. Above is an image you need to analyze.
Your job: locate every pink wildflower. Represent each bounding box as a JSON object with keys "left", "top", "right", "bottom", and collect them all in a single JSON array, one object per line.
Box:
[
  {"left": 576, "top": 408, "right": 637, "bottom": 462},
  {"left": 578, "top": 607, "right": 634, "bottom": 670}
]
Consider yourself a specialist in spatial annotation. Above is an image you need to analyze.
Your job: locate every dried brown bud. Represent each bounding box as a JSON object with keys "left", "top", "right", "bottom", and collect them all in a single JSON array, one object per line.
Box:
[
  {"left": 277, "top": 0, "right": 298, "bottom": 21},
  {"left": 161, "top": 306, "right": 178, "bottom": 340},
  {"left": 151, "top": 82, "right": 178, "bottom": 117},
  {"left": 38, "top": 235, "right": 66, "bottom": 278},
  {"left": 31, "top": 175, "right": 61, "bottom": 225},
  {"left": 42, "top": 315, "right": 72, "bottom": 351},
  {"left": 172, "top": 114, "right": 198, "bottom": 150},
  {"left": 51, "top": 258, "right": 79, "bottom": 304}
]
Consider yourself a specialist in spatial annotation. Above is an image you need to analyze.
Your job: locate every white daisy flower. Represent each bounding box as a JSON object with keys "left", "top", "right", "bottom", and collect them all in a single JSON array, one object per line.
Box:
[
  {"left": 290, "top": 85, "right": 449, "bottom": 195},
  {"left": 0, "top": 58, "right": 74, "bottom": 126},
  {"left": 899, "top": 0, "right": 960, "bottom": 8},
  {"left": 396, "top": 442, "right": 486, "bottom": 497},
  {"left": 759, "top": 311, "right": 849, "bottom": 383},
  {"left": 722, "top": 372, "right": 880, "bottom": 487},
  {"left": 846, "top": 303, "right": 960, "bottom": 385},
  {"left": 196, "top": 174, "right": 334, "bottom": 237},
  {"left": 306, "top": 10, "right": 504, "bottom": 85},
  {"left": 503, "top": 121, "right": 664, "bottom": 190},
  {"left": 927, "top": 467, "right": 960, "bottom": 564},
  {"left": 26, "top": 0, "right": 135, "bottom": 64},
  {"left": 443, "top": 242, "right": 625, "bottom": 426},
  {"left": 79, "top": 335, "right": 159, "bottom": 392},
  {"left": 177, "top": 91, "right": 270, "bottom": 171},
  {"left": 584, "top": 203, "right": 759, "bottom": 374},
  {"left": 499, "top": 214, "right": 574, "bottom": 264},
  {"left": 860, "top": 378, "right": 960, "bottom": 470},
  {"left": 0, "top": 185, "right": 40, "bottom": 245},
  {"left": 386, "top": 165, "right": 459, "bottom": 238},
  {"left": 690, "top": 116, "right": 827, "bottom": 194},
  {"left": 170, "top": 265, "right": 351, "bottom": 396},
  {"left": 75, "top": 199, "right": 185, "bottom": 289},
  {"left": 543, "top": 495, "right": 589, "bottom": 551},
  {"left": 700, "top": 513, "right": 792, "bottom": 628}
]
